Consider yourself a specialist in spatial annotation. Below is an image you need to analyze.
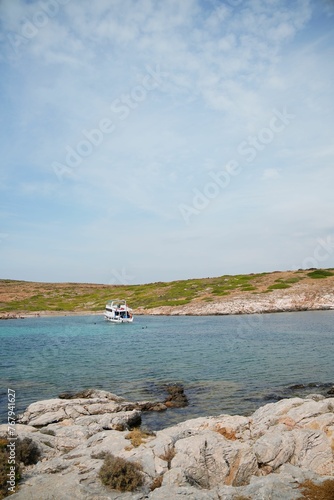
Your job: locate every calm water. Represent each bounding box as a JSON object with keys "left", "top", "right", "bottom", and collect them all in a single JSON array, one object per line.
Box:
[{"left": 0, "top": 311, "right": 333, "bottom": 429}]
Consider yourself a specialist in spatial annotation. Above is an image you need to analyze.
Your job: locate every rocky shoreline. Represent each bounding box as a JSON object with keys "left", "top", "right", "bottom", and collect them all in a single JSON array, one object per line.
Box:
[
  {"left": 0, "top": 311, "right": 102, "bottom": 320},
  {"left": 1, "top": 389, "right": 334, "bottom": 499},
  {"left": 0, "top": 313, "right": 25, "bottom": 320},
  {"left": 135, "top": 283, "right": 334, "bottom": 316}
]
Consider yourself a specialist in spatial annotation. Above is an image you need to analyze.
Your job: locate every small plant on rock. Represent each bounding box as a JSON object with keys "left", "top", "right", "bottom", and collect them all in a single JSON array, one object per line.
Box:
[
  {"left": 125, "top": 428, "right": 154, "bottom": 448},
  {"left": 99, "top": 453, "right": 143, "bottom": 492},
  {"left": 159, "top": 445, "right": 176, "bottom": 470},
  {"left": 150, "top": 475, "right": 163, "bottom": 491},
  {"left": 16, "top": 438, "right": 41, "bottom": 466}
]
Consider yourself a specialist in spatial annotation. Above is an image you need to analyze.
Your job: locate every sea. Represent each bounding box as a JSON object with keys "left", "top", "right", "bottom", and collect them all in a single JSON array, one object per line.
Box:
[{"left": 1, "top": 311, "right": 333, "bottom": 430}]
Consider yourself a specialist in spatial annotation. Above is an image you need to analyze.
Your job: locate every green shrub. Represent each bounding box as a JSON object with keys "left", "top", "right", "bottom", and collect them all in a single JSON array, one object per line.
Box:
[
  {"left": 307, "top": 269, "right": 334, "bottom": 279},
  {"left": 284, "top": 277, "right": 301, "bottom": 284},
  {"left": 212, "top": 288, "right": 230, "bottom": 296},
  {"left": 99, "top": 453, "right": 143, "bottom": 492},
  {"left": 16, "top": 438, "right": 41, "bottom": 466},
  {"left": 268, "top": 283, "right": 291, "bottom": 290}
]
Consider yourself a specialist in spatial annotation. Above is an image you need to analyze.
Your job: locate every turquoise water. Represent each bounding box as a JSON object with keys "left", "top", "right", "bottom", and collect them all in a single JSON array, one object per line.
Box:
[{"left": 1, "top": 311, "right": 333, "bottom": 429}]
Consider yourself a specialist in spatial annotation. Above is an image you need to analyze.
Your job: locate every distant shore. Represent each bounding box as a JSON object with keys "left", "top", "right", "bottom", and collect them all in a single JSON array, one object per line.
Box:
[
  {"left": 0, "top": 311, "right": 102, "bottom": 320},
  {"left": 1, "top": 302, "right": 333, "bottom": 321},
  {"left": 1, "top": 269, "right": 333, "bottom": 319}
]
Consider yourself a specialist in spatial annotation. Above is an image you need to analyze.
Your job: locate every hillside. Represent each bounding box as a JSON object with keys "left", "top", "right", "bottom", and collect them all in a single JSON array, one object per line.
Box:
[{"left": 0, "top": 268, "right": 333, "bottom": 318}]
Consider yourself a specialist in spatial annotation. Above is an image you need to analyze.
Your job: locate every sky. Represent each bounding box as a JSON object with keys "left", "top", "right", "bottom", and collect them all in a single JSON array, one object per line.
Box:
[{"left": 0, "top": 0, "right": 334, "bottom": 285}]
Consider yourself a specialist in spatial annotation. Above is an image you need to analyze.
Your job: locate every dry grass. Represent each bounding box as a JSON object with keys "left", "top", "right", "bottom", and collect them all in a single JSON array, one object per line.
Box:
[
  {"left": 125, "top": 428, "right": 154, "bottom": 448},
  {"left": 150, "top": 475, "right": 163, "bottom": 491},
  {"left": 299, "top": 479, "right": 334, "bottom": 499},
  {"left": 99, "top": 453, "right": 143, "bottom": 492},
  {"left": 159, "top": 446, "right": 176, "bottom": 470}
]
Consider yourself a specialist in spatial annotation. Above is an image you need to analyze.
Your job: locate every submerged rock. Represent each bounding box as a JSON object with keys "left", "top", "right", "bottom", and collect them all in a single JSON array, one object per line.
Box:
[
  {"left": 2, "top": 394, "right": 334, "bottom": 499},
  {"left": 163, "top": 384, "right": 188, "bottom": 408},
  {"left": 58, "top": 388, "right": 125, "bottom": 400}
]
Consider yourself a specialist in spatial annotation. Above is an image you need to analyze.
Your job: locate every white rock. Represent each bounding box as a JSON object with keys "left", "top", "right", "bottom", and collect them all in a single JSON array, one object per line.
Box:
[
  {"left": 27, "top": 408, "right": 68, "bottom": 427},
  {"left": 253, "top": 430, "right": 295, "bottom": 470},
  {"left": 291, "top": 428, "right": 333, "bottom": 474},
  {"left": 306, "top": 393, "right": 325, "bottom": 401},
  {"left": 211, "top": 414, "right": 252, "bottom": 441},
  {"left": 0, "top": 423, "right": 37, "bottom": 435},
  {"left": 8, "top": 394, "right": 334, "bottom": 499},
  {"left": 251, "top": 398, "right": 304, "bottom": 436},
  {"left": 286, "top": 399, "right": 332, "bottom": 424},
  {"left": 172, "top": 430, "right": 258, "bottom": 488}
]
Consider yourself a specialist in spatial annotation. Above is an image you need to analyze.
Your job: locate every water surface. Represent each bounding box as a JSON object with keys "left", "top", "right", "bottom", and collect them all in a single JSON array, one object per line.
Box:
[{"left": 0, "top": 311, "right": 333, "bottom": 429}]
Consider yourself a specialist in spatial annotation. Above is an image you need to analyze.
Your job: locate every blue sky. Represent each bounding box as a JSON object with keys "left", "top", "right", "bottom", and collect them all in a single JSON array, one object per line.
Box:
[{"left": 0, "top": 0, "right": 334, "bottom": 284}]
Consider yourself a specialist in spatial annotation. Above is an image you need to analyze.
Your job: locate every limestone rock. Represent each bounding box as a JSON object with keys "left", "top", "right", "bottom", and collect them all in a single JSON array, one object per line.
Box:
[
  {"left": 253, "top": 430, "right": 295, "bottom": 471},
  {"left": 6, "top": 394, "right": 334, "bottom": 499},
  {"left": 171, "top": 430, "right": 258, "bottom": 488},
  {"left": 291, "top": 428, "right": 333, "bottom": 474},
  {"left": 58, "top": 388, "right": 125, "bottom": 401}
]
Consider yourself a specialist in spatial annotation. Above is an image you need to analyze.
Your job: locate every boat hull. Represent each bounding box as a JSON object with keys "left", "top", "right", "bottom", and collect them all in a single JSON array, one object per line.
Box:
[{"left": 104, "top": 315, "right": 134, "bottom": 323}]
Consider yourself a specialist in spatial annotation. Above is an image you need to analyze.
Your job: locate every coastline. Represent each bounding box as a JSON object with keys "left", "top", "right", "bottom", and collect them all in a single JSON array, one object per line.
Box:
[
  {"left": 135, "top": 279, "right": 334, "bottom": 316},
  {"left": 1, "top": 270, "right": 333, "bottom": 319},
  {"left": 0, "top": 310, "right": 103, "bottom": 320},
  {"left": 1, "top": 302, "right": 334, "bottom": 320},
  {"left": 1, "top": 306, "right": 334, "bottom": 321}
]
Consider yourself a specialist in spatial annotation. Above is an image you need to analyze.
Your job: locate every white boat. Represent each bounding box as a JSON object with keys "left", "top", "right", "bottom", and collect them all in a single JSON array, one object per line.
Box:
[{"left": 104, "top": 299, "right": 134, "bottom": 323}]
